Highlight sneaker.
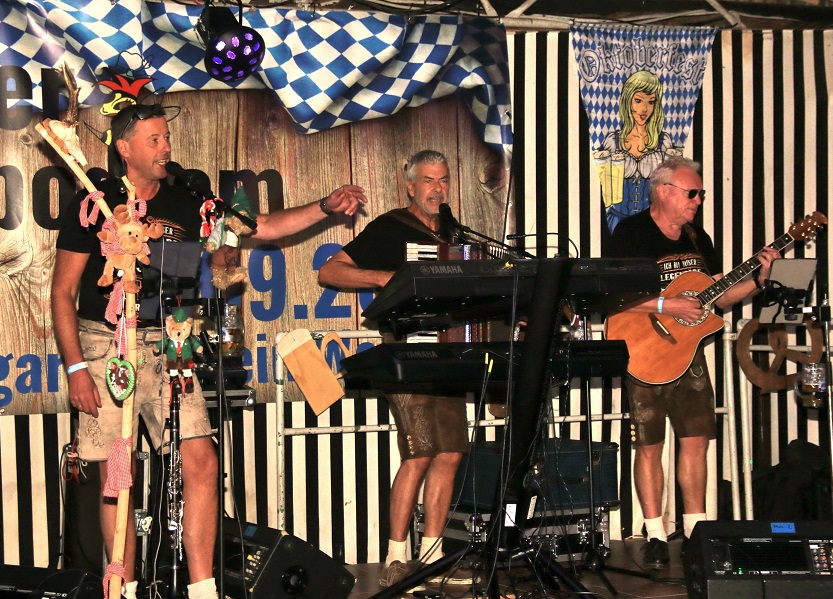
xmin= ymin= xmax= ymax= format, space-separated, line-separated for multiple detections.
xmin=681 ymin=536 xmax=689 ymax=558
xmin=379 ymin=561 xmax=425 ymax=591
xmin=641 ymin=538 xmax=670 ymax=568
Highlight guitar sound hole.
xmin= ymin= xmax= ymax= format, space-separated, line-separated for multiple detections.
xmin=674 ymin=290 xmax=708 ymax=327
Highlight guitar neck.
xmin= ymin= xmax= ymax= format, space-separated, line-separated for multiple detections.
xmin=698 ymin=232 xmax=795 ymax=306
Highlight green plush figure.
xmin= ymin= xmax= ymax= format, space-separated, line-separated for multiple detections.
xmin=153 ymin=307 xmax=203 ymax=394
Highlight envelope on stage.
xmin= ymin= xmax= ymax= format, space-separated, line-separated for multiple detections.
xmin=277 ymin=329 xmax=344 ymax=416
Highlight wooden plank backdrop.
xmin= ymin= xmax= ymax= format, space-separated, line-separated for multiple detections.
xmin=0 ymin=90 xmax=503 ymax=416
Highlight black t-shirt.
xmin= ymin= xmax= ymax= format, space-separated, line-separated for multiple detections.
xmin=606 ymin=209 xmax=721 ymax=290
xmin=56 ymin=178 xmax=203 ymax=322
xmin=342 ymin=209 xmax=452 ymax=271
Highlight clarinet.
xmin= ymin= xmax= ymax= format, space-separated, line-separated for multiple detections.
xmin=167 ymin=376 xmax=185 ymax=599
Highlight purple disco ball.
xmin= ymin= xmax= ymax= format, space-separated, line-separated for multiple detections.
xmin=198 ymin=6 xmax=265 ymax=83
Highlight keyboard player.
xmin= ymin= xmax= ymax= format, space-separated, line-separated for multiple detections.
xmin=318 ymin=150 xmax=474 ymax=589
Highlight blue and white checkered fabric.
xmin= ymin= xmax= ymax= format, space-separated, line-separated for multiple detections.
xmin=1 ymin=1 xmax=511 ymax=155
xmin=571 ymin=24 xmax=716 ymax=149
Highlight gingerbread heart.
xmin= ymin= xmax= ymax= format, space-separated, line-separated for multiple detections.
xmin=105 ymin=357 xmax=135 ymax=402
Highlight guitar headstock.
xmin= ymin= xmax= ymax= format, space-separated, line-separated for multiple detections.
xmin=789 ymin=211 xmax=827 ymax=242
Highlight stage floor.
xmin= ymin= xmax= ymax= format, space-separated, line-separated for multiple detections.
xmin=345 ymin=537 xmax=689 ymax=599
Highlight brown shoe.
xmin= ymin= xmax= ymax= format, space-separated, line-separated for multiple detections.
xmin=379 ymin=561 xmax=425 ymax=591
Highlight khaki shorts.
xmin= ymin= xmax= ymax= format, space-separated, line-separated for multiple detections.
xmin=76 ymin=319 xmax=213 ymax=461
xmin=386 ymin=393 xmax=469 ymax=459
xmin=625 ymin=348 xmax=716 ymax=446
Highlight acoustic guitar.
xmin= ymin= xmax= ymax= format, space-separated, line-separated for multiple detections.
xmin=604 ymin=212 xmax=827 ymax=384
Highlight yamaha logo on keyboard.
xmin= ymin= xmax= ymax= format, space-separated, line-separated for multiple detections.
xmin=394 ymin=349 xmax=440 ymax=359
xmin=418 ymin=264 xmax=464 ymax=275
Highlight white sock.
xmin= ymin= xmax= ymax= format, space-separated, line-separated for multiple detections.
xmin=683 ymin=513 xmax=706 ymax=539
xmin=386 ymin=539 xmax=409 ymax=566
xmin=644 ymin=516 xmax=667 ymax=542
xmin=122 ymin=581 xmax=138 ymax=599
xmin=187 ymin=578 xmax=218 ymax=599
xmin=419 ymin=536 xmax=443 ymax=564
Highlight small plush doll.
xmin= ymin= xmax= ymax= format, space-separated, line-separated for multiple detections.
xmin=153 ymin=307 xmax=203 ymax=394
xmin=204 ymin=186 xmax=257 ymax=290
xmin=97 ymin=204 xmax=164 ymax=293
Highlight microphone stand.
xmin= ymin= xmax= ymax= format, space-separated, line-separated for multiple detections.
xmin=446 ymin=219 xmax=534 ymax=260
xmin=163 ymin=295 xmax=229 ymax=599
xmin=205 ymin=294 xmax=228 ymax=599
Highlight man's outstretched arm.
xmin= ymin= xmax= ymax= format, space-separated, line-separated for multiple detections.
xmin=252 ymin=184 xmax=367 ymax=240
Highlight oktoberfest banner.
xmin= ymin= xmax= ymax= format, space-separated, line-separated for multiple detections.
xmin=0 ymin=0 xmax=512 ymax=154
xmin=571 ymin=24 xmax=716 ymax=231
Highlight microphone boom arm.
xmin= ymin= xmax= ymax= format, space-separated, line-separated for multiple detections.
xmin=440 ymin=203 xmax=533 ymax=259
xmin=454 ymin=222 xmax=534 ymax=259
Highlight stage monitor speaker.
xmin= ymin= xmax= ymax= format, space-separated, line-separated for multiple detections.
xmin=685 ymin=520 xmax=833 ymax=599
xmin=221 ymin=518 xmax=355 ymax=599
xmin=0 ymin=565 xmax=102 ymax=599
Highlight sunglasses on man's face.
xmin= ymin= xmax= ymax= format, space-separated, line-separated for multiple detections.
xmin=664 ymin=183 xmax=706 ymax=201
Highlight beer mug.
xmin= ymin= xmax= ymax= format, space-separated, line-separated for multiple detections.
xmin=221 ymin=304 xmax=244 ymax=359
xmin=794 ymin=363 xmax=827 ymax=409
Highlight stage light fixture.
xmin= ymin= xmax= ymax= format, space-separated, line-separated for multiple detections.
xmin=197 ymin=1 xmax=265 ymax=83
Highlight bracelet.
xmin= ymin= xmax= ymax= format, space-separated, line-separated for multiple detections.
xmin=756 ymin=277 xmax=767 ymax=292
xmin=66 ymin=361 xmax=89 ymax=375
xmin=319 ymin=197 xmax=334 ymax=215
xmin=657 ymin=297 xmax=665 ymax=314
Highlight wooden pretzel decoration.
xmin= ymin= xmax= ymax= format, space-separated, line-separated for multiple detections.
xmin=736 ymin=317 xmax=823 ymax=392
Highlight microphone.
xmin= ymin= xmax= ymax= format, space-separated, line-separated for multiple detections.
xmin=438 ymin=203 xmax=464 ymax=233
xmin=165 ymin=161 xmax=215 ymax=199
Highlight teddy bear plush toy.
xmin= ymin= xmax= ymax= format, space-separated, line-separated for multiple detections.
xmin=153 ymin=307 xmax=203 ymax=394
xmin=97 ymin=204 xmax=164 ymax=293
xmin=204 ymin=186 xmax=256 ymax=290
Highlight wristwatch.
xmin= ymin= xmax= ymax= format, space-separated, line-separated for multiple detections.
xmin=319 ymin=197 xmax=334 ymax=215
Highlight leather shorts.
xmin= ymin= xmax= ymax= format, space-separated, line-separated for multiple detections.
xmin=625 ymin=348 xmax=716 ymax=446
xmin=386 ymin=392 xmax=469 ymax=459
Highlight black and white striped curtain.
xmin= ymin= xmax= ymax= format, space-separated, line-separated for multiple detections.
xmin=507 ymin=28 xmax=832 ymax=538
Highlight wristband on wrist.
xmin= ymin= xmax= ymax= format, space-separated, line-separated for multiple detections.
xmin=66 ymin=361 xmax=89 ymax=375
xmin=319 ymin=197 xmax=334 ymax=215
xmin=657 ymin=297 xmax=665 ymax=314
xmin=756 ymin=277 xmax=767 ymax=292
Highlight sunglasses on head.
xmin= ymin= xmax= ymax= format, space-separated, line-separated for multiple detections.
xmin=664 ymin=183 xmax=706 ymax=200
xmin=116 ymin=104 xmax=170 ymax=141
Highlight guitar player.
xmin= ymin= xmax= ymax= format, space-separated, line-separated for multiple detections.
xmin=604 ymin=156 xmax=780 ymax=568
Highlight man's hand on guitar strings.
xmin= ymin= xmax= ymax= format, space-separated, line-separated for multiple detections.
xmin=662 ymin=295 xmax=706 ymax=324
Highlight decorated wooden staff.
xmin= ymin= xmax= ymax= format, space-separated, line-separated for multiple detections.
xmin=37 ymin=65 xmax=158 ymax=599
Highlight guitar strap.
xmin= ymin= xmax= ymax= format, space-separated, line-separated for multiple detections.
xmin=683 ymin=223 xmax=712 ymax=276
xmin=385 ymin=207 xmax=451 ymax=244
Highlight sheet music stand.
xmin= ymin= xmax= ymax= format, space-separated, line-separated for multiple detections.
xmin=759 ymin=258 xmax=818 ymax=324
